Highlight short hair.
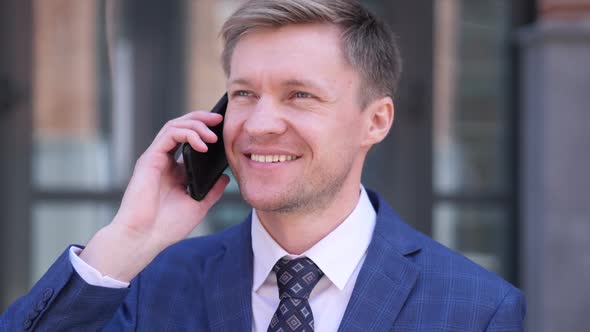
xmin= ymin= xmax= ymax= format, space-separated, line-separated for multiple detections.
xmin=220 ymin=0 xmax=402 ymax=108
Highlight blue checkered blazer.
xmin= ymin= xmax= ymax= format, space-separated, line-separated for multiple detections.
xmin=1 ymin=190 xmax=525 ymax=331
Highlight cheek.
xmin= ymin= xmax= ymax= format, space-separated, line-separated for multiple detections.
xmin=222 ymin=115 xmax=244 ymax=165
xmin=222 ymin=111 xmax=242 ymax=145
xmin=299 ymin=122 xmax=352 ymax=158
xmin=326 ymin=119 xmax=365 ymax=156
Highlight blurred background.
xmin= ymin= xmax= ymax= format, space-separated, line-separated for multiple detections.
xmin=0 ymin=0 xmax=588 ymax=330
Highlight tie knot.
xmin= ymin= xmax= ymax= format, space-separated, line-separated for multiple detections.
xmin=273 ymin=257 xmax=324 ymax=300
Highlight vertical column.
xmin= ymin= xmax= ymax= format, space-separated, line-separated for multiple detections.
xmin=519 ymin=0 xmax=590 ymax=331
xmin=0 ymin=0 xmax=32 ymax=310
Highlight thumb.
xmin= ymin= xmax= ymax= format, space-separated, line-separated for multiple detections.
xmin=198 ymin=174 xmax=231 ymax=209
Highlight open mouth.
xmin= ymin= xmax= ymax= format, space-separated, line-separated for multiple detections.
xmin=247 ymin=154 xmax=301 ymax=163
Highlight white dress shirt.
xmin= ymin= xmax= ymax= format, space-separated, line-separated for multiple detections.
xmin=251 ymin=186 xmax=376 ymax=331
xmin=69 ymin=246 xmax=129 ymax=288
xmin=70 ymin=186 xmax=376 ymax=331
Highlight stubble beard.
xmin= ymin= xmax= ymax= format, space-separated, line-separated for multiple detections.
xmin=234 ymin=158 xmax=356 ymax=217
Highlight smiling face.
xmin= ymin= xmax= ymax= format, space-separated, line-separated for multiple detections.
xmin=224 ymin=23 xmax=375 ymax=215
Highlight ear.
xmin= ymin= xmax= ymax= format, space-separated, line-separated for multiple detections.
xmin=362 ymin=96 xmax=394 ymax=147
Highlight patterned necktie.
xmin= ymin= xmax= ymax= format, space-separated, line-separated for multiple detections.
xmin=267 ymin=257 xmax=324 ymax=332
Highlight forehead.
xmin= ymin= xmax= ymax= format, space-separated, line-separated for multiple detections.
xmin=228 ymin=23 xmax=356 ymax=85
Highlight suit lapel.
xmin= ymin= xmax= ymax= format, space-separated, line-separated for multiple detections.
xmin=338 ymin=191 xmax=422 ymax=331
xmin=204 ymin=216 xmax=254 ymax=332
xmin=202 ymin=192 xmax=421 ymax=331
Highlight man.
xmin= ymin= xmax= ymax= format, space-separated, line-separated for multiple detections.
xmin=0 ymin=0 xmax=525 ymax=331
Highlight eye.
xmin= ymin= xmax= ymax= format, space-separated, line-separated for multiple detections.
xmin=293 ymin=91 xmax=313 ymax=99
xmin=232 ymin=90 xmax=252 ymax=97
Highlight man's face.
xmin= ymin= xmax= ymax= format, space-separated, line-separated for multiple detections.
xmin=224 ymin=23 xmax=370 ymax=214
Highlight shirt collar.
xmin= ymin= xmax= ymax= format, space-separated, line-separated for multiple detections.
xmin=251 ymin=186 xmax=376 ymax=291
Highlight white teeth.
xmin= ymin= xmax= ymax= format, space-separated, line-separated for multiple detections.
xmin=250 ymin=154 xmax=297 ymax=163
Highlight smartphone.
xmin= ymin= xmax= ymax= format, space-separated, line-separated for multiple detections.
xmin=182 ymin=93 xmax=228 ymax=201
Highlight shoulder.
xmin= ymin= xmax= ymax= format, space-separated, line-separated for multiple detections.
xmin=412 ymin=236 xmax=525 ymax=328
xmin=397 ymin=216 xmax=522 ymax=305
xmin=414 ymin=229 xmax=521 ymax=299
xmin=368 ymin=190 xmax=524 ymax=319
xmin=141 ymin=221 xmax=247 ymax=278
xmin=406 ymin=237 xmax=526 ymax=328
xmin=118 ymin=222 xmax=250 ymax=328
xmin=370 ymin=190 xmax=520 ymax=291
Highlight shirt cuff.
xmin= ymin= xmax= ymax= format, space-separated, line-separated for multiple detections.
xmin=68 ymin=246 xmax=130 ymax=288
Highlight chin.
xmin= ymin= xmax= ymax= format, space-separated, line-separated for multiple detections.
xmin=239 ymin=185 xmax=301 ymax=214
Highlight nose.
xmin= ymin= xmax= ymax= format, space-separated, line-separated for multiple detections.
xmin=243 ymin=96 xmax=287 ymax=137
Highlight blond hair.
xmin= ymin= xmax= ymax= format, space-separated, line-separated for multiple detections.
xmin=220 ymin=0 xmax=402 ymax=107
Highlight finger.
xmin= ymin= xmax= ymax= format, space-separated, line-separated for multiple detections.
xmin=155 ymin=113 xmax=222 ymax=140
xmin=167 ymin=119 xmax=218 ymax=144
xmin=169 ymin=173 xmax=229 ymax=218
xmin=171 ymin=159 xmax=187 ymax=182
xmin=157 ymin=163 xmax=187 ymax=194
xmin=199 ymin=174 xmax=230 ymax=208
xmin=149 ymin=127 xmax=209 ymax=156
xmin=174 ymin=111 xmax=223 ymax=126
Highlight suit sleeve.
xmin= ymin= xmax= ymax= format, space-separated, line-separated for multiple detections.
xmin=69 ymin=246 xmax=129 ymax=288
xmin=485 ymin=287 xmax=527 ymax=332
xmin=0 ymin=246 xmax=132 ymax=332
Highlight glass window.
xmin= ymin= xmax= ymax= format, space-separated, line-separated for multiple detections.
xmin=433 ymin=0 xmax=515 ymax=280
xmin=433 ymin=202 xmax=509 ymax=276
xmin=32 ymin=0 xmax=117 ymax=191
xmin=30 ymin=0 xmax=119 ymax=284
xmin=29 ymin=0 xmax=248 ymax=285
xmin=31 ymin=202 xmax=116 ymax=282
xmin=434 ymin=0 xmax=511 ymax=195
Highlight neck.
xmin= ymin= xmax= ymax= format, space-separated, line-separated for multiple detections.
xmin=256 ymin=182 xmax=362 ymax=255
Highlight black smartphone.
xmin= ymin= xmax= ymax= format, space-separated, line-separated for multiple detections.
xmin=182 ymin=94 xmax=228 ymax=201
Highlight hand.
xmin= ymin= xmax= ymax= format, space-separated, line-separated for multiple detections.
xmin=80 ymin=111 xmax=230 ymax=282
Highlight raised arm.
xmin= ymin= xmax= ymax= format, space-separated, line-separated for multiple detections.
xmin=0 ymin=110 xmax=229 ymax=331
xmin=80 ymin=110 xmax=229 ymax=282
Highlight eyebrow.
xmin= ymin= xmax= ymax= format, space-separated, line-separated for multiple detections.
xmin=282 ymin=79 xmax=329 ymax=93
xmin=227 ymin=78 xmax=252 ymax=87
xmin=228 ymin=78 xmax=329 ymax=94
